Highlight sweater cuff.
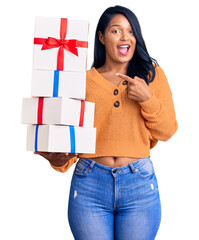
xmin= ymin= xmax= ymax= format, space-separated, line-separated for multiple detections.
xmin=138 ymin=94 xmax=160 ymax=113
xmin=50 ymin=161 xmax=69 ymax=169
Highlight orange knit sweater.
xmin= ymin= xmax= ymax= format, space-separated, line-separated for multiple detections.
xmin=50 ymin=65 xmax=178 ymax=173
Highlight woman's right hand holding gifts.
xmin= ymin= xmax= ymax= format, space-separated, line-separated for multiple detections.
xmin=34 ymin=152 xmax=78 ymax=167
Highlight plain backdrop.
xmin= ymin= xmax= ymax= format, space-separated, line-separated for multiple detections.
xmin=1 ymin=0 xmax=198 ymax=239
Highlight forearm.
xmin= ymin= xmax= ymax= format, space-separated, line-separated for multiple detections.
xmin=138 ymin=93 xmax=178 ymax=141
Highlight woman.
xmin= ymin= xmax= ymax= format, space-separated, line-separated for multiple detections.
xmin=35 ymin=5 xmax=178 ymax=240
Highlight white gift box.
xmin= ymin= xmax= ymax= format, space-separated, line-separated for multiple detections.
xmin=21 ymin=97 xmax=95 ymax=127
xmin=33 ymin=16 xmax=89 ymax=71
xmin=27 ymin=125 xmax=96 ymax=153
xmin=31 ymin=69 xmax=86 ymax=99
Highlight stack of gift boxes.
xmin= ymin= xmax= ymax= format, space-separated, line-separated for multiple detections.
xmin=21 ymin=16 xmax=96 ymax=154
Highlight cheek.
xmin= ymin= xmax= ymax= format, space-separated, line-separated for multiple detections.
xmin=106 ymin=43 xmax=117 ymax=56
xmin=105 ymin=36 xmax=119 ymax=51
xmin=132 ymin=37 xmax=136 ymax=46
xmin=105 ymin=46 xmax=115 ymax=57
xmin=130 ymin=41 xmax=136 ymax=54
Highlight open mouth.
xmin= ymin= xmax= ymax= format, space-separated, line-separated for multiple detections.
xmin=117 ymin=45 xmax=130 ymax=55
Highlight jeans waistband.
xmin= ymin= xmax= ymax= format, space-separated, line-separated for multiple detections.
xmin=78 ymin=156 xmax=151 ymax=174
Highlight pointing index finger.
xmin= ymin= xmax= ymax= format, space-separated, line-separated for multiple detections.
xmin=115 ymin=73 xmax=132 ymax=82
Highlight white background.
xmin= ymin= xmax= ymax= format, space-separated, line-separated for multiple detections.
xmin=1 ymin=0 xmax=198 ymax=239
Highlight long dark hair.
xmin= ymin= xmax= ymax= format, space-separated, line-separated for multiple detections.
xmin=91 ymin=5 xmax=159 ymax=85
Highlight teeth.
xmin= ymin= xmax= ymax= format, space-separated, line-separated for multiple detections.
xmin=118 ymin=45 xmax=129 ymax=48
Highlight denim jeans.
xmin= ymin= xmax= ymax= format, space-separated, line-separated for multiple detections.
xmin=68 ymin=156 xmax=161 ymax=240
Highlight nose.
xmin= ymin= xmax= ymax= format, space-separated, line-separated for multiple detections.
xmin=120 ymin=31 xmax=130 ymax=41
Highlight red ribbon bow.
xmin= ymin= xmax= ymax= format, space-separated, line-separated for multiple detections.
xmin=34 ymin=18 xmax=88 ymax=71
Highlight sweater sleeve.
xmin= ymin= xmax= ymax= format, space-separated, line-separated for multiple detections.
xmin=49 ymin=157 xmax=78 ymax=173
xmin=138 ymin=66 xmax=178 ymax=145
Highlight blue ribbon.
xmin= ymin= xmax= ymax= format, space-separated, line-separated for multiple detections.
xmin=34 ymin=125 xmax=39 ymax=151
xmin=53 ymin=70 xmax=60 ymax=97
xmin=34 ymin=125 xmax=75 ymax=153
xmin=69 ymin=126 xmax=75 ymax=153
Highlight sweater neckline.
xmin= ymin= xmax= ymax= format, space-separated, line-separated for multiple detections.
xmin=91 ymin=67 xmax=125 ymax=89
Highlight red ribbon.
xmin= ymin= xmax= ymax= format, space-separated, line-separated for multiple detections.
xmin=37 ymin=97 xmax=44 ymax=124
xmin=34 ymin=18 xmax=88 ymax=71
xmin=79 ymin=100 xmax=85 ymax=127
xmin=37 ymin=98 xmax=85 ymax=126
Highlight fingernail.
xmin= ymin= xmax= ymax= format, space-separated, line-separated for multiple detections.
xmin=115 ymin=73 xmax=119 ymax=75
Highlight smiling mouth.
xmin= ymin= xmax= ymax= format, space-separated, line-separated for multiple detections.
xmin=117 ymin=46 xmax=130 ymax=55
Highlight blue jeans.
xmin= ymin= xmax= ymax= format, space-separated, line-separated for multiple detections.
xmin=68 ymin=156 xmax=161 ymax=240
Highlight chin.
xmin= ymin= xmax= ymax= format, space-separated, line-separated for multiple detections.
xmin=117 ymin=53 xmax=134 ymax=61
xmin=116 ymin=57 xmax=132 ymax=63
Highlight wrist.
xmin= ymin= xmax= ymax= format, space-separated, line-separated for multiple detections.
xmin=50 ymin=160 xmax=69 ymax=168
xmin=138 ymin=93 xmax=153 ymax=103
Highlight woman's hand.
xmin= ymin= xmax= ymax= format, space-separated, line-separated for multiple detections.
xmin=34 ymin=152 xmax=78 ymax=167
xmin=116 ymin=73 xmax=153 ymax=102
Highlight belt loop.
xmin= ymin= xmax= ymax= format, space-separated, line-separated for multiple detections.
xmin=84 ymin=159 xmax=95 ymax=173
xmin=128 ymin=162 xmax=136 ymax=174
